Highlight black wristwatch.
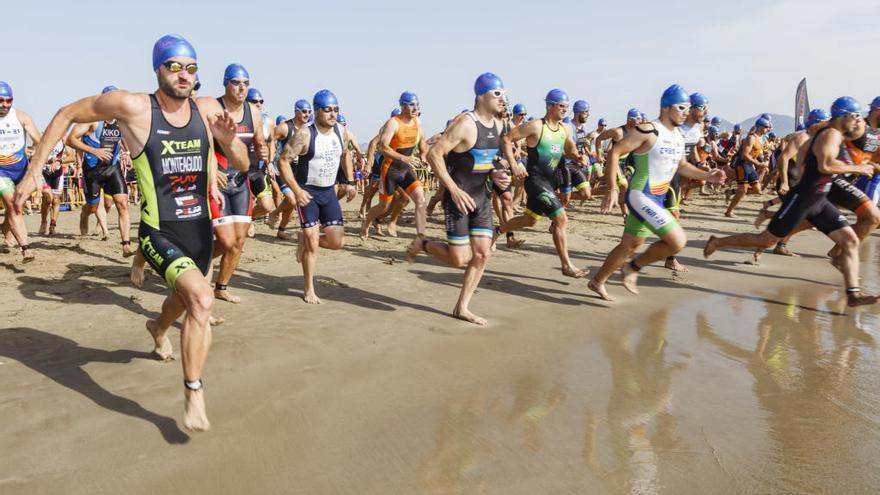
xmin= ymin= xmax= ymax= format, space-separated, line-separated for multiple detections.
xmin=346 ymin=179 xmax=356 ymax=185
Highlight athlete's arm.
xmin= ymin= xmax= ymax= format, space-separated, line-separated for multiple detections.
xmin=502 ymin=120 xmax=536 ymax=178
xmin=14 ymin=91 xmax=144 ymax=211
xmin=777 ymin=136 xmax=800 ymax=191
xmin=741 ymin=136 xmax=763 ymax=166
xmin=340 ymin=128 xmax=356 ymax=202
xmin=677 ymin=155 xmax=725 ymax=183
xmin=426 ymin=117 xmax=478 ymax=213
xmin=600 ymin=125 xmax=651 ymax=214
xmin=66 ymin=123 xmax=109 ymax=159
xmin=815 ymin=131 xmax=873 ymax=176
xmin=249 ymin=102 xmax=268 ymax=162
xmin=417 ymin=122 xmax=429 ymax=163
xmin=366 ymin=135 xmax=380 ymax=166
xmin=17 ymin=110 xmax=42 ymax=148
xmin=378 ymin=118 xmax=417 ymax=167
xmin=277 ymin=126 xmax=311 ymax=206
xmin=594 ymin=128 xmax=619 ymax=163
xmin=195 ymin=97 xmax=250 ymax=172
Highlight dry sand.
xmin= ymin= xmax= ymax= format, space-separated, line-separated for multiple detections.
xmin=1 ymin=191 xmax=879 ymax=494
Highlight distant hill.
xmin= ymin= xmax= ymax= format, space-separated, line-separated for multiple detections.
xmin=710 ymin=113 xmax=794 ymax=136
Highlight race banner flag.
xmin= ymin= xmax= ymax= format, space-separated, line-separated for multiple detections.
xmin=795 ymin=78 xmax=810 ymax=128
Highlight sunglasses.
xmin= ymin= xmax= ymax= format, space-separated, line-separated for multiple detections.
xmin=843 ymin=112 xmax=863 ymax=120
xmin=673 ymin=104 xmax=691 ymax=112
xmin=693 ymin=105 xmax=707 ymax=110
xmin=401 ymin=102 xmax=419 ymax=108
xmin=228 ymin=79 xmax=250 ymax=87
xmin=515 ymin=112 xmax=526 ymax=116
xmin=0 ymin=97 xmax=12 ymax=105
xmin=321 ymin=106 xmax=339 ymax=113
xmin=297 ymin=108 xmax=311 ymax=114
xmin=162 ymin=61 xmax=199 ymax=74
xmin=250 ymin=99 xmax=264 ymax=104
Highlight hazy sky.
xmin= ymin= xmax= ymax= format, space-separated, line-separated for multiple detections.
xmin=4 ymin=0 xmax=877 ymax=138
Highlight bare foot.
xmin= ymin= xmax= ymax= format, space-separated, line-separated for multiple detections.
xmin=506 ymin=236 xmax=525 ymax=249
xmin=405 ymin=237 xmax=422 ymax=263
xmin=753 ymin=249 xmax=763 ymax=265
xmin=146 ymin=319 xmax=173 ymax=361
xmin=453 ymin=307 xmax=487 ymax=326
xmin=359 ymin=221 xmax=371 ymax=240
xmin=302 ymin=290 xmax=322 ymax=304
xmin=665 ymin=257 xmax=688 ymax=272
xmin=703 ymin=235 xmax=719 ymax=258
xmin=122 ymin=241 xmax=136 ymax=258
xmin=183 ymin=388 xmax=211 ymax=432
xmin=246 ymin=223 xmax=255 ymax=238
xmin=753 ymin=209 xmax=773 ymax=229
xmin=38 ymin=222 xmax=47 ymax=235
xmin=772 ymin=244 xmax=797 ymax=257
xmin=562 ymin=266 xmax=589 ymax=279
xmin=79 ymin=216 xmax=89 ymax=236
xmin=386 ymin=222 xmax=398 ymax=238
xmin=130 ymin=256 xmax=146 ymax=289
xmin=214 ymin=289 xmax=241 ymax=304
xmin=587 ymin=278 xmax=613 ymax=301
xmin=266 ymin=211 xmax=279 ymax=229
xmin=209 ymin=316 xmax=225 ymax=326
xmin=49 ymin=222 xmax=57 ymax=236
xmin=620 ymin=264 xmax=639 ymax=295
xmin=848 ymin=292 xmax=879 ymax=307
xmin=296 ymin=231 xmax=304 ymax=263
xmin=21 ymin=249 xmax=34 ymax=264
xmin=277 ymin=228 xmax=294 ymax=240
xmin=724 ymin=211 xmax=736 ymax=218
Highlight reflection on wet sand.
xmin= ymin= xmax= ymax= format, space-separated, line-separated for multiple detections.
xmin=697 ymin=284 xmax=878 ymax=494
xmin=417 ymin=277 xmax=879 ymax=494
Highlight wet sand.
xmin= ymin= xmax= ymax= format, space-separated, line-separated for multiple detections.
xmin=1 ymin=193 xmax=879 ymax=494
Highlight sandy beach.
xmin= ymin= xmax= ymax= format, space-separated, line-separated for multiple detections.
xmin=1 ymin=192 xmax=879 ymax=494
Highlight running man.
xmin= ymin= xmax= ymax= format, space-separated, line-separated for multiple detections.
xmin=405 ymin=73 xmax=511 ymax=325
xmin=588 ymin=85 xmax=725 ymax=301
xmin=267 ymin=99 xmax=311 ymax=239
xmin=559 ymin=99 xmax=594 ymax=206
xmin=852 ymin=96 xmax=880 ymax=206
xmin=202 ymin=63 xmax=268 ymax=304
xmin=496 ymin=88 xmax=589 ymax=278
xmin=245 ymin=87 xmax=275 ymax=223
xmin=67 ymin=85 xmax=136 ymax=256
xmin=725 ymin=118 xmax=770 ymax=217
xmin=0 ymin=81 xmax=42 ymax=262
xmin=13 ymin=34 xmax=252 ymax=430
xmin=276 ymin=89 xmax=355 ymax=304
xmin=39 ymin=141 xmax=74 ymax=236
xmin=360 ymin=91 xmax=428 ymax=240
xmin=704 ymin=97 xmax=878 ymax=307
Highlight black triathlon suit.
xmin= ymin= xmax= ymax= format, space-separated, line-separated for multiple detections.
xmin=82 ymin=120 xmax=127 ymax=204
xmin=443 ymin=112 xmax=500 ymax=244
xmin=134 ymin=94 xmax=213 ymax=288
xmin=211 ymin=97 xmax=257 ymax=224
xmin=767 ymin=127 xmax=849 ymax=238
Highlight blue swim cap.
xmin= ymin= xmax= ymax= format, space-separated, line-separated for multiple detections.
xmin=308 ymin=114 xmax=314 ymax=123
xmin=294 ymin=99 xmax=312 ymax=112
xmin=640 ymin=112 xmax=647 ymax=121
xmin=627 ymin=108 xmax=641 ymax=120
xmin=689 ymin=92 xmax=709 ymax=108
xmin=661 ymin=85 xmax=690 ymax=108
xmin=707 ymin=125 xmax=720 ymax=135
xmin=573 ymin=100 xmax=590 ymax=113
xmin=337 ymin=114 xmax=347 ymax=125
xmin=275 ymin=115 xmax=288 ymax=125
xmin=755 ymin=117 xmax=771 ymax=128
xmin=871 ymin=96 xmax=880 ymax=110
xmin=545 ymin=89 xmax=569 ymax=106
xmin=807 ymin=108 xmax=830 ymax=126
xmin=734 ymin=124 xmax=742 ymax=131
xmin=390 ymin=108 xmax=401 ymax=117
xmin=0 ymin=81 xmax=11 ymax=98
xmin=313 ymin=89 xmax=338 ymax=108
xmin=526 ymin=116 xmax=535 ymax=122
xmin=512 ymin=103 xmax=526 ymax=115
xmin=152 ymin=34 xmax=197 ymax=71
xmin=768 ymin=132 xmax=777 ymax=139
xmin=223 ymin=63 xmax=249 ymax=86
xmin=796 ymin=123 xmax=807 ymax=131
xmin=563 ymin=116 xmax=572 ymax=124
xmin=598 ymin=118 xmax=607 ymax=126
xmin=101 ymin=85 xmax=118 ymax=94
xmin=760 ymin=113 xmax=772 ymax=121
xmin=710 ymin=117 xmax=721 ymax=126
xmin=399 ymin=90 xmax=419 ymax=106
xmin=831 ymin=96 xmax=861 ymax=118
xmin=474 ymin=72 xmax=504 ymax=96
xmin=246 ymin=87 xmax=263 ymax=102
